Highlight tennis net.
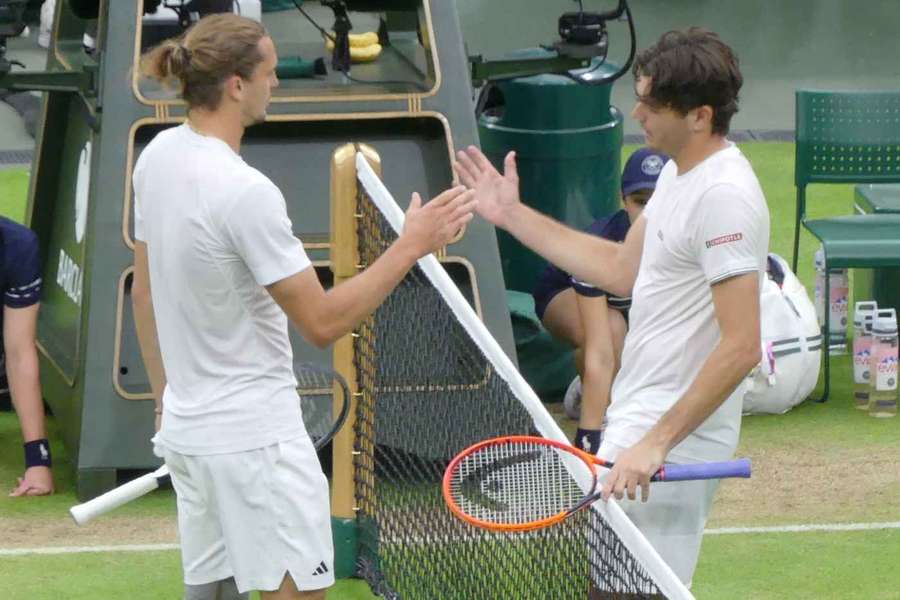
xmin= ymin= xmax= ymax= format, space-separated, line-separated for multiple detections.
xmin=349 ymin=151 xmax=691 ymax=600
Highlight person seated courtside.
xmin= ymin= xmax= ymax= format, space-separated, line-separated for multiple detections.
xmin=531 ymin=148 xmax=669 ymax=453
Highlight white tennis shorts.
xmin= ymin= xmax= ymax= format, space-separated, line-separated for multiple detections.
xmin=159 ymin=435 xmax=334 ymax=594
xmin=596 ymin=441 xmax=719 ymax=587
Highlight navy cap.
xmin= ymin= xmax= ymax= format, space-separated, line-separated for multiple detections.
xmin=621 ymin=147 xmax=670 ymax=196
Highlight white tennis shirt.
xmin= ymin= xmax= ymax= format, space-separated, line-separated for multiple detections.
xmin=134 ymin=124 xmax=311 ymax=455
xmin=605 ymin=144 xmax=770 ymax=462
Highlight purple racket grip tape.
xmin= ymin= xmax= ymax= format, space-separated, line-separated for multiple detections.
xmin=654 ymin=458 xmax=752 ymax=482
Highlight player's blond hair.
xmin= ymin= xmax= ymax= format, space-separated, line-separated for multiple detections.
xmin=140 ymin=14 xmax=267 ymax=111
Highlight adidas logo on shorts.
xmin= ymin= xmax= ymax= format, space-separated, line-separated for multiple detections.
xmin=312 ymin=561 xmax=330 ymax=576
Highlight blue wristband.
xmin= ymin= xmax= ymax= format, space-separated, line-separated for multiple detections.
xmin=24 ymin=439 xmax=52 ymax=468
xmin=574 ymin=428 xmax=603 ymax=455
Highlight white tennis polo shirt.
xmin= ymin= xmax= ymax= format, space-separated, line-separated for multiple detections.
xmin=133 ymin=124 xmax=311 ymax=455
xmin=606 ymin=143 xmax=770 ymax=462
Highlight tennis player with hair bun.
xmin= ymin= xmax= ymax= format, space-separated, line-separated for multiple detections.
xmin=133 ymin=14 xmax=474 ymax=600
xmin=456 ymin=28 xmax=769 ymax=589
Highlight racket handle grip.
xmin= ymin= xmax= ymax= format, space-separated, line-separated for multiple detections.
xmin=69 ymin=465 xmax=169 ymax=525
xmin=655 ymin=458 xmax=751 ymax=482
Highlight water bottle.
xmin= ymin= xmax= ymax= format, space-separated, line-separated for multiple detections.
xmin=852 ymin=301 xmax=877 ymax=410
xmin=814 ymin=246 xmax=848 ymax=353
xmin=869 ymin=308 xmax=898 ymax=418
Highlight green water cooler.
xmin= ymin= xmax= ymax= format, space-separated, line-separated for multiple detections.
xmin=477 ymin=50 xmax=624 ymax=294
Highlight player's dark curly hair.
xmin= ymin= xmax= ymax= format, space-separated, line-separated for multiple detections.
xmin=632 ymin=28 xmax=742 ymax=136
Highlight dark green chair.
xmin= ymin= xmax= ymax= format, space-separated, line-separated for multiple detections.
xmin=791 ymin=89 xmax=900 ymax=401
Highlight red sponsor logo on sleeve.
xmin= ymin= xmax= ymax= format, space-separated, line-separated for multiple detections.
xmin=705 ymin=232 xmax=743 ymax=249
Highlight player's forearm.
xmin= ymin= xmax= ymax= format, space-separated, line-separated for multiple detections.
xmin=6 ymin=347 xmax=45 ymax=442
xmin=502 ymin=203 xmax=627 ymax=294
xmin=314 ymin=239 xmax=419 ymax=346
xmin=132 ymin=294 xmax=167 ymax=407
xmin=642 ymin=337 xmax=759 ymax=455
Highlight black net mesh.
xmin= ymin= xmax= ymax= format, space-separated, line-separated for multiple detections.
xmin=352 ymin=185 xmax=665 ymax=599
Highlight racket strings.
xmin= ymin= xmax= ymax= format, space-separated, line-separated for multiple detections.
xmin=294 ymin=362 xmax=334 ymax=390
xmin=294 ymin=362 xmax=349 ymax=447
xmin=450 ymin=442 xmax=589 ymax=526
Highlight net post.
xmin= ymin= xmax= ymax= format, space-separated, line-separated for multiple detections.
xmin=329 ymin=143 xmax=382 ymax=578
xmin=330 ymin=143 xmax=361 ymax=577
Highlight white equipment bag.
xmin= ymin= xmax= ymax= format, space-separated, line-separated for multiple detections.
xmin=742 ymin=254 xmax=822 ymax=415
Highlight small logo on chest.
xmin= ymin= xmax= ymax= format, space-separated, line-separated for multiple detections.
xmin=657 ymin=229 xmax=664 ymax=241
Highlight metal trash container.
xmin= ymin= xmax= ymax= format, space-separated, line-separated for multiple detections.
xmin=478 ymin=49 xmax=623 ymax=293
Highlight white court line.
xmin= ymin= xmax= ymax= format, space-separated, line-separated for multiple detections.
xmin=2 ymin=522 xmax=900 ymax=556
xmin=705 ymin=521 xmax=900 ymax=535
xmin=0 ymin=543 xmax=179 ymax=556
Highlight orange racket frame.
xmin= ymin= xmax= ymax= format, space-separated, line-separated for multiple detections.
xmin=442 ymin=435 xmax=608 ymax=532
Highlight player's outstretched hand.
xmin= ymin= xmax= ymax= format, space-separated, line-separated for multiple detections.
xmin=9 ymin=466 xmax=54 ymax=497
xmin=453 ymin=146 xmax=520 ymax=229
xmin=600 ymin=439 xmax=665 ymax=503
xmin=401 ymin=186 xmax=476 ymax=258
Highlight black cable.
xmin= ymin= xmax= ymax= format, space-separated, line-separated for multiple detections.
xmin=290 ymin=0 xmax=423 ymax=88
xmin=567 ymin=0 xmax=635 ymax=86
xmin=292 ymin=0 xmax=336 ymax=43
xmin=567 ymin=54 xmax=607 ymax=81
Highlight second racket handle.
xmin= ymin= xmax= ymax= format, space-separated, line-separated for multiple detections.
xmin=654 ymin=458 xmax=752 ymax=482
xmin=69 ymin=466 xmax=167 ymax=525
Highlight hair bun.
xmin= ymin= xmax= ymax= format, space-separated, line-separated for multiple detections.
xmin=178 ymin=44 xmax=192 ymax=64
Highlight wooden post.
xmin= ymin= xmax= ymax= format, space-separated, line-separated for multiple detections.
xmin=329 ymin=143 xmax=382 ymax=576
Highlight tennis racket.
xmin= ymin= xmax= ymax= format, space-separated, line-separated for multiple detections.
xmin=70 ymin=360 xmax=351 ymax=525
xmin=442 ymin=435 xmax=751 ymax=532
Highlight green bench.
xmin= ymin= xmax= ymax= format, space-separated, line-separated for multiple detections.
xmin=792 ymin=90 xmax=900 ymax=403
xmin=853 ymin=185 xmax=900 ymax=330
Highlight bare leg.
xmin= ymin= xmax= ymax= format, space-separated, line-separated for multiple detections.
xmin=573 ymin=346 xmax=585 ymax=376
xmin=184 ymin=578 xmax=248 ymax=600
xmin=607 ymin=309 xmax=627 ymax=371
xmin=260 ymin=573 xmax=328 ymax=600
xmin=577 ymin=301 xmax=627 ymax=430
xmin=540 ymin=289 xmax=585 ymax=351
